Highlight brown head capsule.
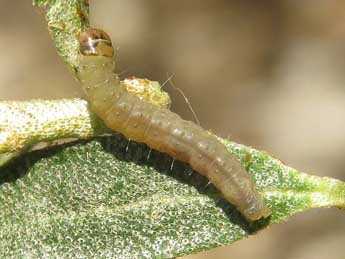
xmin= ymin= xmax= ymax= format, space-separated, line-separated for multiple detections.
xmin=78 ymin=28 xmax=114 ymax=57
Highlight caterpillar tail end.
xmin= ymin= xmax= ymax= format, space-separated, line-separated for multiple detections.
xmin=242 ymin=199 xmax=272 ymax=221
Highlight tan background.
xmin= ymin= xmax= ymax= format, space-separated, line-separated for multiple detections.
xmin=1 ymin=1 xmax=345 ymax=258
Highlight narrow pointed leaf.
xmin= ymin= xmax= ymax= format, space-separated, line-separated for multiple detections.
xmin=0 ymin=136 xmax=343 ymax=258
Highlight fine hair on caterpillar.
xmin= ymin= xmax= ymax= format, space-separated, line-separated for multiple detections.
xmin=77 ymin=28 xmax=271 ymax=221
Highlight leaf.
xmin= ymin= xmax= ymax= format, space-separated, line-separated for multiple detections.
xmin=0 ymin=135 xmax=344 ymax=258
xmin=33 ymin=0 xmax=90 ymax=74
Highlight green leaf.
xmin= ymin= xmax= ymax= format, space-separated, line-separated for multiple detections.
xmin=33 ymin=0 xmax=89 ymax=74
xmin=0 ymin=136 xmax=344 ymax=258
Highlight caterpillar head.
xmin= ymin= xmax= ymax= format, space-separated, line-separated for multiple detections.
xmin=78 ymin=28 xmax=114 ymax=57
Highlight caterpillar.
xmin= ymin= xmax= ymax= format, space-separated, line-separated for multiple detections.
xmin=77 ymin=28 xmax=271 ymax=221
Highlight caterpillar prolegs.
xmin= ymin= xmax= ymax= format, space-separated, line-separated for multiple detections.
xmin=77 ymin=28 xmax=271 ymax=221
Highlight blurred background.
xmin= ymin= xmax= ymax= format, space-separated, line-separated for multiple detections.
xmin=1 ymin=1 xmax=345 ymax=258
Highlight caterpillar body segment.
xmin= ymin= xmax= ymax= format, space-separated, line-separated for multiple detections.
xmin=77 ymin=28 xmax=271 ymax=221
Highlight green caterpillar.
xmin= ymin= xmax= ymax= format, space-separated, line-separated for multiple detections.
xmin=77 ymin=28 xmax=271 ymax=221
